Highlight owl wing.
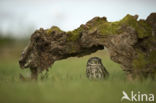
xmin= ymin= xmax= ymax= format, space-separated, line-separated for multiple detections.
xmin=86 ymin=66 xmax=91 ymax=78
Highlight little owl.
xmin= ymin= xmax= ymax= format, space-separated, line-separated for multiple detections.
xmin=86 ymin=57 xmax=109 ymax=79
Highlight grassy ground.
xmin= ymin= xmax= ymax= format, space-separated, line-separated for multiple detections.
xmin=0 ymin=44 xmax=155 ymax=103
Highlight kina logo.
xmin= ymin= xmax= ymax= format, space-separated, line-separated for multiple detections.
xmin=121 ymin=91 xmax=154 ymax=102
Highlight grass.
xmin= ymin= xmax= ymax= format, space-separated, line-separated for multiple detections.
xmin=0 ymin=47 xmax=156 ymax=103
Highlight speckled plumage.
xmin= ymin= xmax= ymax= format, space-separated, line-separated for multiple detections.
xmin=86 ymin=57 xmax=109 ymax=79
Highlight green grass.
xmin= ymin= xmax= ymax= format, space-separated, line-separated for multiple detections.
xmin=0 ymin=49 xmax=155 ymax=103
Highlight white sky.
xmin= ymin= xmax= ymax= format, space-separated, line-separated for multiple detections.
xmin=0 ymin=0 xmax=156 ymax=37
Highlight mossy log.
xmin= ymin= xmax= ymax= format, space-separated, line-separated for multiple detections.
xmin=19 ymin=13 xmax=156 ymax=80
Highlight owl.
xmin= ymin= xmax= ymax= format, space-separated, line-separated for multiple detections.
xmin=86 ymin=57 xmax=109 ymax=79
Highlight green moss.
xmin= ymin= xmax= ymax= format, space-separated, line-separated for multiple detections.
xmin=87 ymin=17 xmax=115 ymax=35
xmin=132 ymin=50 xmax=148 ymax=70
xmin=91 ymin=14 xmax=152 ymax=37
xmin=137 ymin=20 xmax=152 ymax=38
xmin=132 ymin=50 xmax=156 ymax=77
xmin=119 ymin=14 xmax=152 ymax=38
xmin=67 ymin=26 xmax=84 ymax=41
xmin=46 ymin=14 xmax=152 ymax=41
xmin=147 ymin=50 xmax=156 ymax=65
xmin=85 ymin=14 xmax=152 ymax=36
xmin=97 ymin=22 xmax=121 ymax=35
xmin=46 ymin=26 xmax=63 ymax=34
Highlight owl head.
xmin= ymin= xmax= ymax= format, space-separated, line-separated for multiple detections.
xmin=87 ymin=57 xmax=102 ymax=65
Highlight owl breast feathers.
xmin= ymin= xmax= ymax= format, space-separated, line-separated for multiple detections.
xmin=86 ymin=57 xmax=109 ymax=79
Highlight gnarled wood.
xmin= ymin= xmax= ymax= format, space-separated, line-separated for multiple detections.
xmin=19 ymin=13 xmax=156 ymax=80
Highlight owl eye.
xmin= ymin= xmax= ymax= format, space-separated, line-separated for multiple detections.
xmin=91 ymin=61 xmax=94 ymax=64
xmin=95 ymin=61 xmax=98 ymax=64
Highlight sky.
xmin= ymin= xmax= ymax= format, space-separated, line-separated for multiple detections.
xmin=0 ymin=0 xmax=156 ymax=37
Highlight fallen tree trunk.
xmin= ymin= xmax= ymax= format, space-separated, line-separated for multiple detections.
xmin=19 ymin=13 xmax=156 ymax=80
